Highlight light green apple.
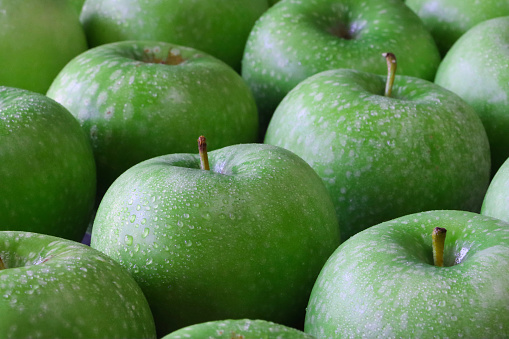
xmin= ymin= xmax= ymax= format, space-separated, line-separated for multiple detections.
xmin=481 ymin=157 xmax=509 ymax=223
xmin=0 ymin=0 xmax=88 ymax=94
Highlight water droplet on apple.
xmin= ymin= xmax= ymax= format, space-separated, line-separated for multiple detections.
xmin=130 ymin=215 xmax=136 ymax=223
xmin=125 ymin=235 xmax=133 ymax=246
xmin=142 ymin=228 xmax=149 ymax=238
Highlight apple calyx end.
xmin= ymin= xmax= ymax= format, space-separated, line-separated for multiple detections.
xmin=198 ymin=136 xmax=210 ymax=171
xmin=382 ymin=52 xmax=397 ymax=98
xmin=432 ymin=227 xmax=447 ymax=267
xmin=142 ymin=48 xmax=185 ymax=65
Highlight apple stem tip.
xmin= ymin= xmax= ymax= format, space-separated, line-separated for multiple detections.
xmin=0 ymin=256 xmax=5 ymax=270
xmin=198 ymin=136 xmax=210 ymax=171
xmin=432 ymin=227 xmax=447 ymax=267
xmin=383 ymin=52 xmax=397 ymax=98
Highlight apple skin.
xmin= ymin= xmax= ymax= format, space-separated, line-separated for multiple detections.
xmin=435 ymin=16 xmax=509 ymax=176
xmin=406 ymin=0 xmax=509 ymax=56
xmin=47 ymin=40 xmax=259 ymax=197
xmin=80 ymin=0 xmax=269 ymax=71
xmin=305 ymin=210 xmax=509 ymax=338
xmin=91 ymin=143 xmax=341 ymax=336
xmin=0 ymin=0 xmax=88 ymax=94
xmin=0 ymin=86 xmax=96 ymax=241
xmin=481 ymin=157 xmax=509 ymax=223
xmin=162 ymin=319 xmax=315 ymax=339
xmin=264 ymin=68 xmax=491 ymax=239
xmin=0 ymin=231 xmax=157 ymax=338
xmin=241 ymin=0 xmax=441 ymax=137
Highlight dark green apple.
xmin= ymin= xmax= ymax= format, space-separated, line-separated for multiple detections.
xmin=0 ymin=86 xmax=96 ymax=241
xmin=80 ymin=0 xmax=269 ymax=71
xmin=305 ymin=210 xmax=509 ymax=338
xmin=264 ymin=54 xmax=491 ymax=239
xmin=162 ymin=319 xmax=315 ymax=339
xmin=47 ymin=40 xmax=258 ymax=197
xmin=406 ymin=0 xmax=509 ymax=56
xmin=242 ymin=0 xmax=441 ymax=137
xmin=435 ymin=16 xmax=509 ymax=175
xmin=0 ymin=0 xmax=88 ymax=94
xmin=481 ymin=157 xmax=509 ymax=223
xmin=91 ymin=141 xmax=340 ymax=336
xmin=0 ymin=231 xmax=156 ymax=338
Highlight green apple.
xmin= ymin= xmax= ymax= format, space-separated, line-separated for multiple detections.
xmin=264 ymin=53 xmax=491 ymax=239
xmin=68 ymin=0 xmax=86 ymax=14
xmin=91 ymin=140 xmax=341 ymax=336
xmin=406 ymin=0 xmax=509 ymax=56
xmin=305 ymin=210 xmax=509 ymax=338
xmin=80 ymin=0 xmax=269 ymax=71
xmin=162 ymin=319 xmax=315 ymax=339
xmin=242 ymin=0 xmax=441 ymax=137
xmin=0 ymin=86 xmax=96 ymax=241
xmin=0 ymin=231 xmax=156 ymax=338
xmin=435 ymin=16 xmax=509 ymax=175
xmin=47 ymin=40 xmax=259 ymax=197
xmin=0 ymin=0 xmax=87 ymax=94
xmin=481 ymin=157 xmax=509 ymax=223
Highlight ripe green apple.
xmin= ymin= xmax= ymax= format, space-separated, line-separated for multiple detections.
xmin=481 ymin=157 xmax=509 ymax=223
xmin=435 ymin=16 xmax=509 ymax=175
xmin=91 ymin=141 xmax=341 ymax=336
xmin=0 ymin=0 xmax=88 ymax=94
xmin=0 ymin=86 xmax=96 ymax=241
xmin=242 ymin=0 xmax=441 ymax=137
xmin=80 ymin=0 xmax=269 ymax=71
xmin=47 ymin=40 xmax=259 ymax=197
xmin=305 ymin=210 xmax=509 ymax=338
xmin=162 ymin=319 xmax=315 ymax=339
xmin=264 ymin=55 xmax=491 ymax=239
xmin=0 ymin=231 xmax=157 ymax=338
xmin=406 ymin=0 xmax=509 ymax=56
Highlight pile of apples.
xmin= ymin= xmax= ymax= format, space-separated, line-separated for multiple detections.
xmin=1 ymin=0 xmax=509 ymax=338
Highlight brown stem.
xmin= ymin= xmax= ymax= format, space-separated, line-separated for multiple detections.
xmin=198 ymin=136 xmax=210 ymax=171
xmin=382 ymin=52 xmax=397 ymax=97
xmin=432 ymin=227 xmax=447 ymax=267
xmin=0 ymin=256 xmax=5 ymax=270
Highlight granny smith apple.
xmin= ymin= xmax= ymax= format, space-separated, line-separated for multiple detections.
xmin=0 ymin=0 xmax=87 ymax=94
xmin=91 ymin=140 xmax=341 ymax=336
xmin=305 ymin=210 xmax=509 ymax=338
xmin=242 ymin=0 xmax=441 ymax=137
xmin=68 ymin=0 xmax=86 ymax=14
xmin=481 ymin=157 xmax=509 ymax=223
xmin=264 ymin=53 xmax=491 ymax=239
xmin=406 ymin=0 xmax=509 ymax=56
xmin=0 ymin=86 xmax=96 ymax=241
xmin=163 ymin=319 xmax=315 ymax=339
xmin=47 ymin=40 xmax=259 ymax=197
xmin=0 ymin=231 xmax=156 ymax=338
xmin=435 ymin=16 xmax=509 ymax=175
xmin=80 ymin=0 xmax=269 ymax=71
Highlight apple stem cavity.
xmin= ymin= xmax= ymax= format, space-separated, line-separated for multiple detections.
xmin=198 ymin=136 xmax=210 ymax=171
xmin=432 ymin=227 xmax=447 ymax=267
xmin=383 ymin=52 xmax=397 ymax=98
xmin=0 ymin=256 xmax=5 ymax=270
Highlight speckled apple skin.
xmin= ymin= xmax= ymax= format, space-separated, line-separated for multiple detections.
xmin=0 ymin=231 xmax=157 ymax=339
xmin=47 ymin=40 xmax=259 ymax=195
xmin=163 ymin=319 xmax=315 ymax=339
xmin=80 ymin=0 xmax=269 ymax=71
xmin=305 ymin=210 xmax=509 ymax=338
xmin=264 ymin=69 xmax=491 ymax=239
xmin=91 ymin=143 xmax=341 ymax=336
xmin=435 ymin=16 xmax=509 ymax=175
xmin=0 ymin=87 xmax=96 ymax=241
xmin=482 ymin=158 xmax=509 ymax=223
xmin=241 ymin=0 xmax=441 ymax=134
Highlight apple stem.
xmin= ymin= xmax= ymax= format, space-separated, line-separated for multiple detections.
xmin=382 ymin=52 xmax=397 ymax=97
xmin=432 ymin=227 xmax=447 ymax=267
xmin=198 ymin=136 xmax=210 ymax=171
xmin=0 ymin=256 xmax=5 ymax=270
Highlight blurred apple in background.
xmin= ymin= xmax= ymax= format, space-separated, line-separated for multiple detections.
xmin=481 ymin=157 xmax=509 ymax=223
xmin=0 ymin=87 xmax=96 ymax=241
xmin=80 ymin=0 xmax=269 ymax=71
xmin=406 ymin=0 xmax=509 ymax=56
xmin=242 ymin=0 xmax=441 ymax=137
xmin=47 ymin=41 xmax=259 ymax=197
xmin=91 ymin=141 xmax=340 ymax=336
xmin=0 ymin=0 xmax=87 ymax=94
xmin=435 ymin=16 xmax=509 ymax=175
xmin=0 ymin=231 xmax=157 ymax=338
